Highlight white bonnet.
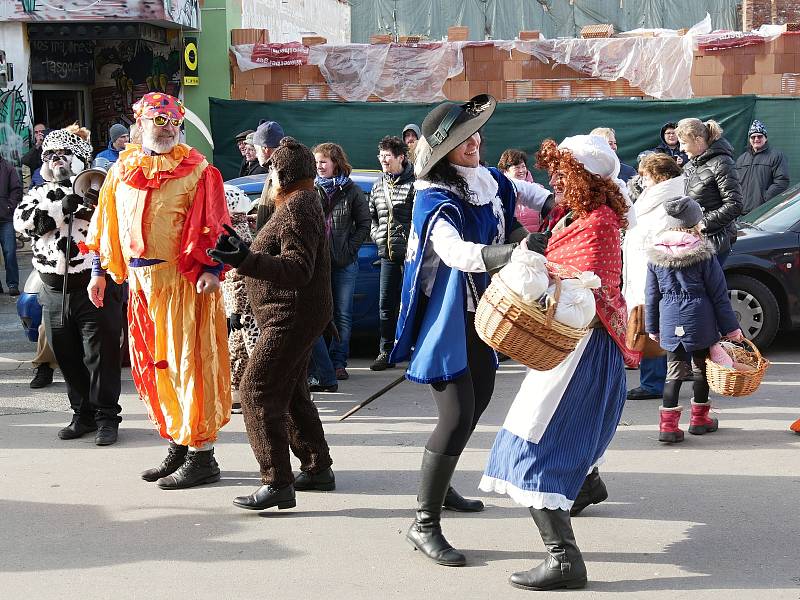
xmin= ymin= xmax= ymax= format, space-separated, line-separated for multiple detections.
xmin=557 ymin=135 xmax=620 ymax=180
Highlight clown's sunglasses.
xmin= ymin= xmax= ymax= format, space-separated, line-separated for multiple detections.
xmin=148 ymin=114 xmax=183 ymax=127
xmin=42 ymin=149 xmax=73 ymax=161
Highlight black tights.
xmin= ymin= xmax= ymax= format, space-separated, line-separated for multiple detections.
xmin=663 ymin=347 xmax=710 ymax=408
xmin=426 ymin=314 xmax=496 ymax=456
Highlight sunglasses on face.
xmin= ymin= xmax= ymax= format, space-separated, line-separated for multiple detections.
xmin=750 ymin=134 xmax=765 ymax=140
xmin=42 ymin=149 xmax=73 ymax=161
xmin=149 ymin=114 xmax=183 ymax=127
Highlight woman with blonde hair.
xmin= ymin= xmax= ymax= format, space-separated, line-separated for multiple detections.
xmin=674 ymin=118 xmax=743 ymax=265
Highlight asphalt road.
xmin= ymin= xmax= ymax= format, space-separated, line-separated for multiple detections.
xmin=0 ymin=259 xmax=798 ymax=599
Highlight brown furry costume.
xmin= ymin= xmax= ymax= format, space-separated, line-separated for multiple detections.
xmin=235 ymin=140 xmax=334 ymax=487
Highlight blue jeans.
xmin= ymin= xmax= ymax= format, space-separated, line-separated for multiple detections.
xmin=309 ymin=335 xmax=337 ymax=386
xmin=639 ymin=355 xmax=667 ymax=394
xmin=0 ymin=221 xmax=19 ymax=288
xmin=378 ymin=258 xmax=403 ymax=354
xmin=329 ymin=260 xmax=358 ymax=368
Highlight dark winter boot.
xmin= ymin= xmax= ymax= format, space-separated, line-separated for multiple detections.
xmin=406 ymin=449 xmax=466 ymax=566
xmin=659 ymin=406 xmax=684 ymax=443
xmin=156 ymin=448 xmax=220 ymax=489
xmin=141 ymin=442 xmax=188 ymax=482
xmin=509 ymin=508 xmax=588 ymax=591
xmin=57 ymin=415 xmax=97 ymax=440
xmin=688 ymin=401 xmax=718 ymax=435
xmin=443 ymin=486 xmax=484 ymax=512
xmin=569 ymin=467 xmax=608 ymax=516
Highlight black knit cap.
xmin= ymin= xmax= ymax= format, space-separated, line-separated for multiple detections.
xmin=269 ymin=137 xmax=316 ymax=188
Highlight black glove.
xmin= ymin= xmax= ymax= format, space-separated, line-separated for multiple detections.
xmin=83 ymin=188 xmax=100 ymax=209
xmin=61 ymin=193 xmax=81 ymax=215
xmin=525 ymin=231 xmax=551 ymax=255
xmin=229 ymin=313 xmax=244 ymax=330
xmin=481 ymin=243 xmax=516 ymax=276
xmin=208 ymin=224 xmax=251 ymax=268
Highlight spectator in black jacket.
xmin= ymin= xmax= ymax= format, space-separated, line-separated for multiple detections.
xmin=369 ymin=136 xmax=414 ymax=371
xmin=308 ymin=142 xmax=370 ymax=388
xmin=735 ymin=119 xmax=790 ymax=214
xmin=21 ymin=123 xmax=48 ymax=190
xmin=0 ymin=154 xmax=23 ymax=295
xmin=653 ymin=121 xmax=689 ymax=168
xmin=676 ymin=118 xmax=743 ymax=265
xmin=235 ymin=129 xmax=255 ymax=177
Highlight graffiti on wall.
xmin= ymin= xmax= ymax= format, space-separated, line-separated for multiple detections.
xmin=3 ymin=0 xmax=200 ymax=26
xmin=0 ymin=84 xmax=30 ymax=165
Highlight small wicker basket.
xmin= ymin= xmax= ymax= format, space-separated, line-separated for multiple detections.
xmin=474 ymin=273 xmax=589 ymax=371
xmin=705 ymin=338 xmax=769 ymax=397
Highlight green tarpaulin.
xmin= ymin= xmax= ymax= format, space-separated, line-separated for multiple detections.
xmin=210 ymin=96 xmax=779 ymax=185
xmin=348 ymin=0 xmax=739 ymax=43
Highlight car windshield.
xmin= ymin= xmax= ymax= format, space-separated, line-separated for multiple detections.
xmin=742 ymin=185 xmax=800 ymax=232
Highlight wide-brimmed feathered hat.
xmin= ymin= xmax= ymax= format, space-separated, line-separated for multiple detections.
xmin=414 ymin=94 xmax=496 ymax=179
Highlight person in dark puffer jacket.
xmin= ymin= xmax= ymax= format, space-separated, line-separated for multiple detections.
xmin=369 ymin=136 xmax=414 ymax=370
xmin=735 ymin=119 xmax=790 ymax=214
xmin=210 ymin=137 xmax=336 ymax=510
xmin=309 ymin=142 xmax=371 ymax=385
xmin=675 ymin=118 xmax=743 ymax=265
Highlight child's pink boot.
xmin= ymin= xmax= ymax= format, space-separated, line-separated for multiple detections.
xmin=688 ymin=401 xmax=718 ymax=435
xmin=659 ymin=406 xmax=684 ymax=443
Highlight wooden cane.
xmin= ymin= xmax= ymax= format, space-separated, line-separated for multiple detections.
xmin=338 ymin=373 xmax=407 ymax=421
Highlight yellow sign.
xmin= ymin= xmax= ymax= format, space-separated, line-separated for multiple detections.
xmin=183 ymin=38 xmax=199 ymax=85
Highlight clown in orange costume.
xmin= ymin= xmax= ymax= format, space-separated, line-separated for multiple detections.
xmin=86 ymin=92 xmax=233 ymax=489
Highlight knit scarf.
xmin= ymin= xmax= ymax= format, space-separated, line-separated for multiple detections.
xmin=315 ymin=173 xmax=350 ymax=199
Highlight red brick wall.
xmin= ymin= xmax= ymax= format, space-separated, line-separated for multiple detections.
xmin=743 ymin=0 xmax=800 ymax=30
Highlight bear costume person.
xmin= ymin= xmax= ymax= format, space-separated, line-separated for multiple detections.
xmin=210 ymin=137 xmax=335 ymax=511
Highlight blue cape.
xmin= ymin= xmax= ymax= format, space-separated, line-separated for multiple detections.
xmin=390 ymin=167 xmax=516 ymax=383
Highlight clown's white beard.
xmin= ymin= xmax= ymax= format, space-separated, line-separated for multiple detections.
xmin=143 ymin=130 xmax=179 ymax=154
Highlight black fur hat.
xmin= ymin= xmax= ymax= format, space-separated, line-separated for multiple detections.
xmin=270 ymin=136 xmax=316 ymax=188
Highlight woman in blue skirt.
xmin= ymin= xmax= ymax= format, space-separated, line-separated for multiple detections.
xmin=480 ymin=135 xmax=640 ymax=591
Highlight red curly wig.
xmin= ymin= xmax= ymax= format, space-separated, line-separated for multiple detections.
xmin=535 ymin=139 xmax=629 ymax=228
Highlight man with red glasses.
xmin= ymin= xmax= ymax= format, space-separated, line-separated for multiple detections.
xmin=86 ymin=92 xmax=234 ymax=490
xmin=735 ymin=119 xmax=790 ymax=214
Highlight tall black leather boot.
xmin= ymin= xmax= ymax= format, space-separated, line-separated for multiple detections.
xmin=406 ymin=449 xmax=466 ymax=566
xmin=509 ymin=508 xmax=587 ymax=591
xmin=569 ymin=467 xmax=608 ymax=516
xmin=156 ymin=448 xmax=221 ymax=489
xmin=141 ymin=441 xmax=188 ymax=482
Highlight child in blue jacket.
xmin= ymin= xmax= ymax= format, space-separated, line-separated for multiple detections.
xmin=645 ymin=196 xmax=743 ymax=443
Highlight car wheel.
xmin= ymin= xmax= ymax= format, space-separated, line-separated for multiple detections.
xmin=726 ymin=273 xmax=780 ymax=349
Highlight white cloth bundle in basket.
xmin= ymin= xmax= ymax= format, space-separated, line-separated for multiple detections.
xmin=497 ymin=247 xmax=550 ymax=303
xmin=542 ymin=271 xmax=600 ymax=329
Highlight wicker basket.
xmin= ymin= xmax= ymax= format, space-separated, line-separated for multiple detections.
xmin=474 ymin=273 xmax=589 ymax=371
xmin=705 ymin=338 xmax=770 ymax=397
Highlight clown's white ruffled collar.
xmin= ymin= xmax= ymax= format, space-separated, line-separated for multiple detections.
xmin=416 ymin=164 xmax=499 ymax=206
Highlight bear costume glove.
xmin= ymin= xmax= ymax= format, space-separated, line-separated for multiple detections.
xmin=209 ymin=224 xmax=251 ymax=268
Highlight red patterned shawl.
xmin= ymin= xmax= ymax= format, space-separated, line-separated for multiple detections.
xmin=545 ymin=205 xmax=641 ymax=368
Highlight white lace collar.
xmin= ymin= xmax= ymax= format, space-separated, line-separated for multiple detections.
xmin=416 ymin=164 xmax=499 ymax=206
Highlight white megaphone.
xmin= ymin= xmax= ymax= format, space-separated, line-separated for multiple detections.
xmin=73 ymin=166 xmax=108 ymax=201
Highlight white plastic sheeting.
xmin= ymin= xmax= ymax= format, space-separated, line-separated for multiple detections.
xmin=229 ymin=15 xmax=785 ymax=102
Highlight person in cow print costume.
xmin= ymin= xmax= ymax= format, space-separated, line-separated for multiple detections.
xmin=14 ymin=126 xmax=124 ymax=446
